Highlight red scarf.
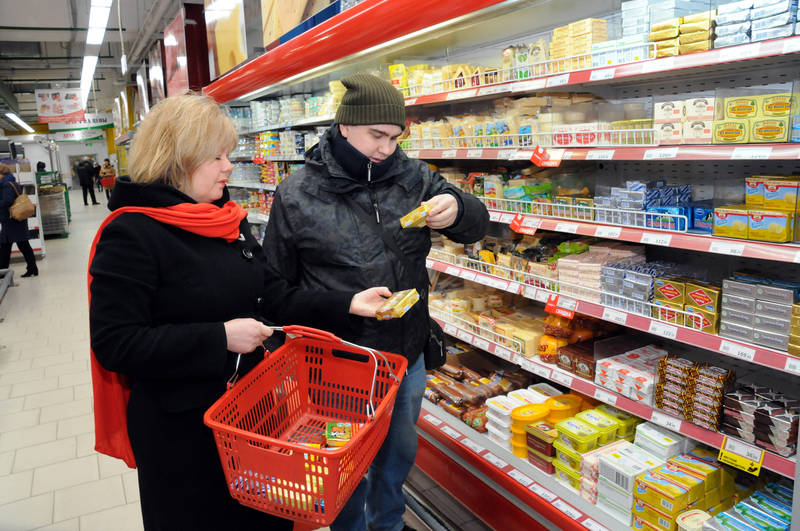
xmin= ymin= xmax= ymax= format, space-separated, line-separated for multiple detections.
xmin=87 ymin=201 xmax=247 ymax=468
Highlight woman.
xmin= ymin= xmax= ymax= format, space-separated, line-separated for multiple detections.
xmin=0 ymin=163 xmax=38 ymax=277
xmin=98 ymin=158 xmax=115 ymax=200
xmin=89 ymin=93 xmax=390 ymax=531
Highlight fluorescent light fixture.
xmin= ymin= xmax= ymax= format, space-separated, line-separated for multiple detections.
xmin=80 ymin=55 xmax=99 ymax=107
xmin=92 ymin=0 xmax=113 ymax=7
xmin=88 ymin=6 xmax=111 ymax=29
xmin=177 ymin=56 xmax=187 ymax=68
xmin=204 ymin=0 xmax=239 ymax=24
xmin=120 ymin=54 xmax=127 ymax=75
xmin=164 ymin=34 xmax=178 ymax=47
xmin=5 ymin=112 xmax=35 ymax=133
xmin=86 ymin=27 xmax=106 ymax=45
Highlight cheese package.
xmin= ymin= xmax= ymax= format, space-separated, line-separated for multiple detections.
xmin=745 ymin=176 xmax=766 ymax=206
xmin=685 ymin=96 xmax=715 ymax=120
xmin=724 ymin=97 xmax=758 ymax=119
xmin=757 ymin=93 xmax=792 ymax=117
xmin=654 ymin=100 xmax=685 ymax=122
xmin=712 ymin=120 xmax=749 ymax=144
xmin=376 ymin=288 xmax=420 ymax=320
xmin=751 ymin=117 xmax=790 ymax=143
xmin=400 ymin=203 xmax=432 ymax=228
xmin=747 ymin=209 xmax=794 ymax=242
xmin=683 ymin=119 xmax=713 ymax=144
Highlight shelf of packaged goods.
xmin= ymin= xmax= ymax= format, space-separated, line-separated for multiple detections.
xmin=425 ymin=256 xmax=800 ymax=375
xmin=246 ymin=213 xmax=269 ymax=224
xmin=487 ymin=209 xmax=800 ymax=264
xmin=429 ymin=314 xmax=797 ymax=479
xmin=230 ymin=155 xmax=256 ymax=162
xmin=239 ymin=115 xmax=336 ymax=135
xmin=404 ymin=143 xmax=800 ymax=162
xmin=404 ymin=36 xmax=800 ymax=107
xmin=418 ymin=401 xmax=618 ymax=530
xmin=227 ymin=182 xmax=277 ymax=192
xmin=255 ymin=156 xmax=305 ymax=162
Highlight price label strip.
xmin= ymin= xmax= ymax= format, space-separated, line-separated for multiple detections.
xmin=589 ymin=68 xmax=615 ymax=82
xmin=718 ymin=436 xmax=764 ymax=476
xmin=441 ymin=149 xmax=457 ymax=158
xmin=489 ymin=211 xmax=501 ymax=222
xmin=602 ymin=307 xmax=627 ymax=325
xmin=473 ymin=337 xmax=491 ymax=352
xmin=445 ymin=266 xmax=461 ymax=277
xmin=785 ymin=356 xmax=800 ymax=375
xmin=581 ymin=519 xmax=610 ymax=531
xmin=586 ymin=149 xmax=615 ymax=160
xmin=550 ymin=370 xmax=573 ymax=387
xmin=446 ymin=89 xmax=477 ymax=101
xmin=405 ymin=150 xmax=420 ymax=158
xmin=719 ymin=340 xmax=756 ymax=362
xmin=552 ymin=499 xmax=582 ymax=520
xmin=499 ymin=213 xmax=516 ymax=224
xmin=594 ymin=388 xmax=618 ymax=406
xmin=440 ymin=425 xmax=461 ymax=439
xmin=508 ymin=469 xmax=534 ymax=487
xmin=650 ymin=411 xmax=683 ymax=432
xmin=709 ymin=241 xmax=745 ymax=256
xmin=444 ymin=323 xmax=458 ymax=336
xmin=641 ymin=232 xmax=673 ymax=247
xmin=460 ymin=270 xmax=477 ymax=282
xmin=462 ymin=438 xmax=485 ymax=454
xmin=555 ymin=222 xmax=579 ymax=234
xmin=483 ymin=452 xmax=508 ymax=469
xmin=529 ymin=483 xmax=557 ymax=502
xmin=649 ymin=321 xmax=678 ymax=340
xmin=466 ymin=149 xmax=483 ymax=158
xmin=494 ymin=346 xmax=514 ymax=361
xmin=423 ymin=414 xmax=442 ymax=426
xmin=425 ymin=259 xmax=433 ymax=269
xmin=643 ymin=147 xmax=679 ymax=160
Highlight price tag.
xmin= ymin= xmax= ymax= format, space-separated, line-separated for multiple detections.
xmin=489 ymin=211 xmax=501 ymax=222
xmin=522 ymin=216 xmax=541 ymax=228
xmin=441 ymin=149 xmax=458 ymax=158
xmin=555 ymin=222 xmax=579 ymax=234
xmin=731 ymin=146 xmax=772 ymax=160
xmin=511 ymin=150 xmax=534 ymax=160
xmin=720 ymin=42 xmax=760 ymax=62
xmin=494 ymin=346 xmax=513 ymax=361
xmin=473 ymin=337 xmax=491 ymax=352
xmin=423 ymin=414 xmax=442 ymax=425
xmin=446 ymin=89 xmax=477 ymax=101
xmin=478 ymin=85 xmax=507 ymax=96
xmin=546 ymin=74 xmax=570 ymax=87
xmin=719 ymin=340 xmax=756 ymax=362
xmin=457 ymin=330 xmax=473 ymax=343
xmin=405 ymin=98 xmax=417 ymax=105
xmin=462 ymin=438 xmax=485 ymax=454
xmin=499 ymin=213 xmax=516 ymax=224
xmin=405 ymin=150 xmax=420 ymax=158
xmin=602 ymin=307 xmax=628 ymax=325
xmin=709 ymin=241 xmax=745 ymax=256
xmin=649 ymin=321 xmax=678 ymax=340
xmin=466 ymin=149 xmax=483 ymax=158
xmin=589 ymin=68 xmax=615 ymax=81
xmin=553 ymin=499 xmax=582 ymax=520
xmin=486 ymin=276 xmax=510 ymax=290
xmin=483 ymin=452 xmax=508 ymax=469
xmin=581 ymin=519 xmax=610 ymax=531
xmin=643 ymin=147 xmax=679 ymax=160
xmin=444 ymin=323 xmax=458 ymax=336
xmin=641 ymin=232 xmax=673 ymax=246
xmin=425 ymin=259 xmax=433 ymax=269
xmin=586 ymin=149 xmax=615 ymax=160
xmin=718 ymin=436 xmax=764 ymax=475
xmin=529 ymin=483 xmax=558 ymax=502
xmin=783 ymin=37 xmax=800 ymax=54
xmin=441 ymin=425 xmax=461 ymax=439
xmin=595 ymin=226 xmax=622 ymax=239
xmin=498 ymin=149 xmax=517 ymax=159
xmin=550 ymin=370 xmax=573 ymax=387
xmin=523 ymin=285 xmax=538 ymax=300
xmin=507 ymin=282 xmax=522 ymax=295
xmin=460 ymin=270 xmax=477 ymax=282
xmin=650 ymin=411 xmax=683 ymax=433
xmin=594 ymin=388 xmax=618 ymax=406
xmin=512 ymin=79 xmax=547 ymax=92
xmin=559 ymin=297 xmax=577 ymax=312
xmin=508 ymin=469 xmax=534 ymax=487
xmin=785 ymin=356 xmax=800 ymax=375
xmin=520 ymin=358 xmax=551 ymax=379
xmin=444 ymin=266 xmax=460 ymax=276
xmin=642 ymin=56 xmax=674 ymax=73
xmin=535 ymin=290 xmax=550 ymax=303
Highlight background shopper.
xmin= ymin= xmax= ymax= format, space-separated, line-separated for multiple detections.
xmin=93 ymin=160 xmax=103 ymax=192
xmin=262 ymin=73 xmax=489 ymax=531
xmin=89 ymin=93 xmax=391 ymax=531
xmin=99 ymin=158 xmax=116 ymax=200
xmin=0 ymin=162 xmax=38 ymax=277
xmin=76 ymin=156 xmax=99 ymax=205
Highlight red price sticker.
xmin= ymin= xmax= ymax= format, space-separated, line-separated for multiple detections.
xmin=530 ymin=145 xmax=562 ymax=167
xmin=545 ymin=294 xmax=576 ymax=319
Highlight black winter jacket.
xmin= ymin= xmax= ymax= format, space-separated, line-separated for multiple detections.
xmin=89 ymin=177 xmax=356 ymax=413
xmin=0 ymin=173 xmax=31 ymax=244
xmin=262 ymin=126 xmax=489 ymax=365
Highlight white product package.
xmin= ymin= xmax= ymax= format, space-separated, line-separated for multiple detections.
xmin=716 ymin=10 xmax=752 ymax=24
xmin=715 ymin=21 xmax=752 ymax=36
xmin=752 ymin=22 xmax=796 ymax=39
xmin=751 ymin=10 xmax=797 ymax=31
xmin=715 ymin=32 xmax=752 ymax=46
xmin=717 ymin=0 xmax=754 ymax=14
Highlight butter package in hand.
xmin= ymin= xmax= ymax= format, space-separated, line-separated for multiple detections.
xmin=376 ymin=288 xmax=420 ymax=320
xmin=400 ymin=203 xmax=432 ymax=228
xmin=325 ymin=422 xmax=353 ymax=447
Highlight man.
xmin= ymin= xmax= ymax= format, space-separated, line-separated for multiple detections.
xmin=262 ymin=73 xmax=489 ymax=531
xmin=77 ymin=156 xmax=100 ymax=205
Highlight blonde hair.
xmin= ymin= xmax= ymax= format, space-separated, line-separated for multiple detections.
xmin=128 ymin=93 xmax=237 ymax=190
xmin=0 ymin=163 xmax=12 ymax=175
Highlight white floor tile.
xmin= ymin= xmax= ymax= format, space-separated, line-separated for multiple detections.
xmin=56 ymin=414 xmax=94 ymax=439
xmin=33 ymin=518 xmax=79 ymax=531
xmin=0 ymin=470 xmax=34 ymax=505
xmin=0 ymin=492 xmax=54 ymax=530
xmin=32 ymin=455 xmax=99 ymax=495
xmin=0 ymin=409 xmax=41 ymax=431
xmin=23 ymin=388 xmax=73 ymax=410
xmin=52 ymin=476 xmax=126 ymax=522
xmin=40 ymin=398 xmax=92 ymax=424
xmin=78 ymin=502 xmax=143 ymax=531
xmin=121 ymin=471 xmax=139 ymax=503
xmin=14 ymin=438 xmax=78 ymax=472
xmin=0 ymin=423 xmax=58 ymax=453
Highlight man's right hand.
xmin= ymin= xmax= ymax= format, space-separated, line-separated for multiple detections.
xmin=224 ymin=318 xmax=273 ymax=353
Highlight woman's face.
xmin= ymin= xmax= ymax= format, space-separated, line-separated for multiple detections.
xmin=186 ymin=153 xmax=232 ymax=203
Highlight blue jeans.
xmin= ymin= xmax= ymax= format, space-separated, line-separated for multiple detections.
xmin=331 ymin=355 xmax=427 ymax=531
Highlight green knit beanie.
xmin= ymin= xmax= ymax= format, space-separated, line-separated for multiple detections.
xmin=334 ymin=73 xmax=406 ymax=129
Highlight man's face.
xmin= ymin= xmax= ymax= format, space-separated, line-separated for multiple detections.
xmin=339 ymin=124 xmax=403 ymax=163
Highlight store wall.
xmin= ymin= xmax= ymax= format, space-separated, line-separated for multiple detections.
xmin=57 ymin=140 xmax=109 ymax=188
xmin=19 ymin=142 xmax=51 ymax=173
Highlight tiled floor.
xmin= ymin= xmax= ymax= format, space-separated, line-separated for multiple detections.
xmin=0 ymin=190 xmax=143 ymax=531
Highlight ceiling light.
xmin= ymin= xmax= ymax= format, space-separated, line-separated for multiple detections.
xmin=164 ymin=34 xmax=178 ymax=47
xmin=88 ymin=6 xmax=111 ymax=29
xmin=92 ymin=0 xmax=113 ymax=7
xmin=86 ymin=27 xmax=106 ymax=45
xmin=5 ymin=112 xmax=35 ymax=133
xmin=80 ymin=55 xmax=99 ymax=107
xmin=120 ymin=54 xmax=127 ymax=75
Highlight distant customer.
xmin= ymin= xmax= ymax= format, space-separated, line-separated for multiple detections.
xmin=76 ymin=156 xmax=99 ymax=205
xmin=0 ymin=163 xmax=38 ymax=277
xmin=99 ymin=158 xmax=116 ymax=200
xmin=93 ymin=160 xmax=103 ymax=192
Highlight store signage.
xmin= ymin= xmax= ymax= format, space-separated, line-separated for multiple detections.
xmin=52 ymin=130 xmax=104 ymax=142
xmin=35 ymin=89 xmax=84 ymax=123
xmin=718 ymin=436 xmax=764 ymax=475
xmin=530 ymin=145 xmax=562 ymax=167
xmin=49 ymin=113 xmax=113 ymax=131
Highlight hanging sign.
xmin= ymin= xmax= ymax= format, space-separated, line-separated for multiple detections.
xmin=35 ymin=89 xmax=85 ymax=123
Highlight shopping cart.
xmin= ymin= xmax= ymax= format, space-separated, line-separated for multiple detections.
xmin=204 ymin=325 xmax=407 ymax=527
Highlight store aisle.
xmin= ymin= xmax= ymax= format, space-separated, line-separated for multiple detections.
xmin=0 ymin=191 xmax=144 ymax=531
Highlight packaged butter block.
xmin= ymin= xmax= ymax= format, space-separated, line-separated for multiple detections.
xmin=652 ymin=300 xmax=685 ymax=325
xmin=658 ymin=121 xmax=684 ymax=144
xmin=712 ymin=120 xmax=749 ymax=144
xmin=653 ymin=465 xmax=705 ymax=504
xmin=751 ymin=117 xmax=790 ymax=143
xmin=657 ymin=46 xmax=680 ymax=58
xmin=635 ymin=422 xmax=687 ymax=460
xmin=400 ymin=203 xmax=432 ymax=228
xmin=724 ymin=97 xmax=758 ymax=119
xmin=679 ymin=30 xmax=712 ymax=44
xmin=757 ymin=93 xmax=792 ymax=118
xmin=633 ymin=502 xmax=679 ymax=530
xmin=635 ymin=472 xmax=691 ymax=517
xmin=745 ymin=176 xmax=766 ymax=206
xmin=654 ymin=276 xmax=687 ymax=304
xmin=569 ymin=18 xmax=608 ymax=37
xmin=651 ymin=18 xmax=682 ymax=33
xmin=376 ymin=288 xmax=420 ymax=320
xmin=763 ymin=179 xmax=800 ymax=211
xmin=685 ymin=281 xmax=721 ymax=313
xmin=684 ymin=304 xmax=719 ymax=333
xmin=683 ymin=119 xmax=713 ymax=144
xmin=654 ymin=100 xmax=686 ymax=122
xmin=668 ymin=454 xmax=721 ymax=493
xmin=747 ymin=209 xmax=793 ymax=242
xmin=651 ymin=27 xmax=681 ymax=41
xmin=685 ymin=96 xmax=716 ymax=120
xmin=553 ymin=24 xmax=571 ymax=40
xmin=679 ymin=40 xmax=712 ymax=54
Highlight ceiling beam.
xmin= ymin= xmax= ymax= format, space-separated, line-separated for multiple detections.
xmin=0 ymin=26 xmax=127 ymax=31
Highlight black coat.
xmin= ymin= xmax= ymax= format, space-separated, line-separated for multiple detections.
xmin=76 ymin=161 xmax=93 ymax=187
xmin=0 ymin=173 xmax=31 ymax=244
xmin=262 ymin=126 xmax=489 ymax=366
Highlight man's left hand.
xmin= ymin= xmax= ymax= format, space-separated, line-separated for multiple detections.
xmin=423 ymin=194 xmax=458 ymax=229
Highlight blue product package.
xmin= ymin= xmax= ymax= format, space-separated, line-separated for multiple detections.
xmin=733 ymin=502 xmax=790 ymax=530
xmin=677 ymin=185 xmax=692 ymax=205
xmin=752 ymin=0 xmax=798 ymax=19
xmin=645 ymin=189 xmax=661 ymax=208
xmin=753 ymin=0 xmax=790 ymax=7
xmin=751 ymin=10 xmax=796 ymax=31
xmin=716 ymin=21 xmax=752 ymax=36
xmin=646 ymin=206 xmax=688 ymax=230
xmin=660 ymin=186 xmax=677 ymax=206
xmin=718 ymin=0 xmax=755 ymax=13
xmin=764 ymin=483 xmax=794 ymax=506
xmin=712 ymin=510 xmax=769 ymax=530
xmin=715 ymin=33 xmax=752 ymax=46
xmin=691 ymin=203 xmax=714 ymax=232
xmin=626 ymin=180 xmax=646 ymax=191
xmin=748 ymin=492 xmax=792 ymax=524
xmin=717 ymin=9 xmax=753 ymax=24
xmin=751 ymin=22 xmax=796 ymax=39
xmin=648 ymin=179 xmax=666 ymax=188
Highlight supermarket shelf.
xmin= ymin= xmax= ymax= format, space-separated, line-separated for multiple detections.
xmin=247 ymin=213 xmax=270 ymax=224
xmin=239 ymin=115 xmax=335 ymax=135
xmin=227 ymin=182 xmax=277 ymax=192
xmin=425 ymin=257 xmax=800 ymax=375
xmin=260 ymin=155 xmax=305 ymax=162
xmin=404 ymin=143 xmax=800 ymax=162
xmin=418 ymin=401 xmax=618 ymax=530
xmin=429 ymin=315 xmax=797 ymax=479
xmin=230 ymin=155 xmax=256 ymax=162
xmin=488 ymin=209 xmax=800 ymax=264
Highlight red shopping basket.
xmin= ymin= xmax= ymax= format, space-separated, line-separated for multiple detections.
xmin=100 ymin=177 xmax=115 ymax=190
xmin=203 ymin=325 xmax=407 ymax=527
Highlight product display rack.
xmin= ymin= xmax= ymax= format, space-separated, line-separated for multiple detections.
xmin=206 ymin=0 xmax=800 ymax=528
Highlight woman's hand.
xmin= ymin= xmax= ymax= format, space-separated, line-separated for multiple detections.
xmin=423 ymin=194 xmax=459 ymax=229
xmin=349 ymin=287 xmax=392 ymax=317
xmin=223 ymin=318 xmax=273 ymax=353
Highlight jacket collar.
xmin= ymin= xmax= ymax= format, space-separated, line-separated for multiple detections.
xmin=108 ymin=176 xmax=230 ymax=211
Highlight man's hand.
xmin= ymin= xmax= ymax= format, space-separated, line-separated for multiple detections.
xmin=350 ymin=287 xmax=393 ymax=317
xmin=224 ymin=318 xmax=273 ymax=354
xmin=423 ymin=194 xmax=458 ymax=229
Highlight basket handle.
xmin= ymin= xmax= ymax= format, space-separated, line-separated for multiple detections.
xmin=281 ymin=325 xmax=342 ymax=344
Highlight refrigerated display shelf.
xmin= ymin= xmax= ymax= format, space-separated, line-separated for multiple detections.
xmin=429 ymin=315 xmax=797 ymax=478
xmin=239 ymin=115 xmax=335 ymax=136
xmin=426 ymin=257 xmax=800 ymax=374
xmin=418 ymin=401 xmax=617 ymax=530
xmin=227 ymin=182 xmax=277 ymax=192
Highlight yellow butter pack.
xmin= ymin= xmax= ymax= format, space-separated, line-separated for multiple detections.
xmin=635 ymin=470 xmax=691 ymax=516
xmin=763 ymin=179 xmax=800 ymax=211
xmin=748 ymin=209 xmax=794 ymax=242
xmin=376 ymin=288 xmax=420 ymax=321
xmin=400 ymin=203 xmax=432 ymax=228
xmin=668 ymin=455 xmax=721 ymax=493
xmin=712 ymin=120 xmax=749 ymax=144
xmin=684 ymin=304 xmax=719 ymax=334
xmin=751 ymin=118 xmax=790 ymax=143
xmin=724 ymin=97 xmax=758 ymax=119
xmin=632 ymin=498 xmax=679 ymax=530
xmin=757 ymin=93 xmax=792 ymax=117
xmin=713 ymin=205 xmax=748 ymax=238
xmin=653 ymin=465 xmax=705 ymax=504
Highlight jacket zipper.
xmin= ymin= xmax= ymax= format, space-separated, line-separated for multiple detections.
xmin=367 ymin=161 xmax=381 ymax=224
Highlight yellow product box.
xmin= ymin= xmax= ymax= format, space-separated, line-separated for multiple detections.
xmin=388 ymin=64 xmax=408 ymax=89
xmin=635 ymin=470 xmax=691 ymax=516
xmin=757 ymin=93 xmax=792 ymax=117
xmin=655 ymin=37 xmax=680 ymax=48
xmin=651 ymin=18 xmax=682 ymax=33
xmin=788 ymin=343 xmax=800 ymax=356
xmin=724 ymin=97 xmax=758 ymax=119
xmin=791 ymin=315 xmax=800 ymax=328
xmin=376 ymin=288 xmax=419 ymax=320
xmin=704 ymin=487 xmax=722 ymax=509
xmin=745 ymin=176 xmax=766 ymax=207
xmin=747 ymin=209 xmax=794 ymax=242
xmin=794 ymin=304 xmax=800 ymax=317
xmin=763 ymin=179 xmax=800 ymax=211
xmin=653 ymin=465 xmax=705 ymax=504
xmin=668 ymin=455 xmax=721 ymax=493
xmin=654 ymin=276 xmax=687 ymax=305
xmin=633 ymin=499 xmax=679 ymax=531
xmin=712 ymin=120 xmax=749 ymax=144
xmin=751 ymin=117 xmax=790 ymax=143
xmin=553 ymin=25 xmax=571 ymax=40
xmin=651 ymin=28 xmax=680 ymax=41
xmin=685 ymin=281 xmax=721 ymax=313
xmin=681 ymin=10 xmax=715 ymax=28
xmin=679 ymin=40 xmax=712 ymax=54
xmin=569 ymin=18 xmax=607 ymax=37
xmin=678 ymin=31 xmax=711 ymax=45
xmin=657 ymin=46 xmax=680 ymax=58
xmin=400 ymin=203 xmax=432 ymax=228
xmin=713 ymin=205 xmax=748 ymax=238
xmin=553 ymin=195 xmax=574 ymax=218
xmin=513 ymin=328 xmax=545 ymax=357
xmin=683 ymin=119 xmax=713 ymax=144
xmin=652 ymin=300 xmax=684 ymax=325
xmin=325 ymin=422 xmax=353 ymax=448
xmin=684 ymin=304 xmax=719 ymax=334
xmin=574 ymin=197 xmax=594 ymax=221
